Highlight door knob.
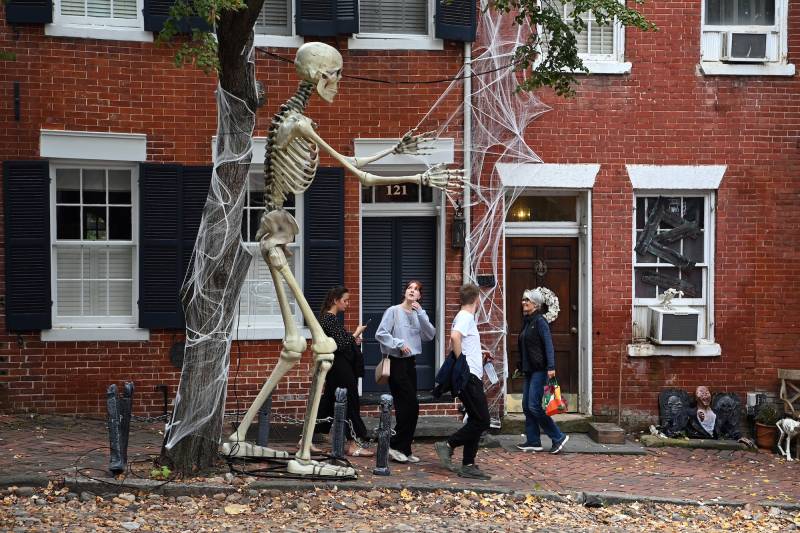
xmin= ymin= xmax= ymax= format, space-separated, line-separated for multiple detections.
xmin=570 ymin=327 xmax=578 ymax=334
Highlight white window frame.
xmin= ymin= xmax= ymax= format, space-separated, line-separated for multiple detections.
xmin=234 ymin=165 xmax=309 ymax=341
xmin=46 ymin=0 xmax=152 ymax=42
xmin=253 ymin=0 xmax=304 ymax=48
xmin=348 ymin=0 xmax=443 ymax=51
xmin=699 ymin=0 xmax=794 ymax=76
xmin=561 ymin=1 xmax=631 ymax=74
xmin=44 ymin=160 xmax=148 ymax=342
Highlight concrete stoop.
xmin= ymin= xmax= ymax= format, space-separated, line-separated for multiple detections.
xmin=500 ymin=413 xmax=594 ymax=436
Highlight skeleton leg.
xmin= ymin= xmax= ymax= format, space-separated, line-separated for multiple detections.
xmin=222 ymin=263 xmax=301 ymax=459
xmin=267 ymin=249 xmax=354 ymax=477
xmin=777 ymin=423 xmax=787 ymax=459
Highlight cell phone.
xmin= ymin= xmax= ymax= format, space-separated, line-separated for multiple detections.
xmin=365 ymin=318 xmax=373 ymax=326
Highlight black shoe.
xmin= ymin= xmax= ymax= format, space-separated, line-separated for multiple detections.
xmin=515 ymin=442 xmax=544 ymax=452
xmin=458 ymin=464 xmax=491 ymax=480
xmin=434 ymin=441 xmax=454 ymax=471
xmin=550 ymin=434 xmax=570 ymax=454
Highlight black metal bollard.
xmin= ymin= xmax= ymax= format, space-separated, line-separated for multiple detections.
xmin=331 ymin=387 xmax=348 ymax=459
xmin=257 ymin=394 xmax=272 ymax=448
xmin=106 ymin=384 xmax=124 ymax=474
xmin=119 ymin=382 xmax=134 ymax=466
xmin=373 ymin=394 xmax=393 ymax=476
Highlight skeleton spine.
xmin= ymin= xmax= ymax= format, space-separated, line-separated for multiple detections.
xmin=263 ymin=81 xmax=314 ymax=212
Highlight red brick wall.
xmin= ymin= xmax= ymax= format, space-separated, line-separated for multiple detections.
xmin=0 ymin=19 xmax=465 ymax=418
xmin=502 ymin=2 xmax=800 ymax=424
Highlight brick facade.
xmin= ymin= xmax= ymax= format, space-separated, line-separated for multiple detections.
xmin=1 ymin=2 xmax=799 ymax=428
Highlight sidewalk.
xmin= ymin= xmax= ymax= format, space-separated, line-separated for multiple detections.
xmin=1 ymin=414 xmax=798 ymax=508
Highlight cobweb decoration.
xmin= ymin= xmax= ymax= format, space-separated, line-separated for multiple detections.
xmin=163 ymin=44 xmax=258 ymax=450
xmin=414 ymin=7 xmax=551 ymax=423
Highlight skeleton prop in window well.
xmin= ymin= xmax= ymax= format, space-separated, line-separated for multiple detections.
xmin=220 ymin=42 xmax=462 ymax=477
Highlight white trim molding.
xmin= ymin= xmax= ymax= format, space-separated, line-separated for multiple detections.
xmin=41 ymin=130 xmax=147 ymax=161
xmin=581 ymin=61 xmax=632 ymax=74
xmin=626 ymin=165 xmax=726 ymax=190
xmin=45 ymin=25 xmax=153 ymax=42
xmin=497 ymin=163 xmax=600 ymax=189
xmin=628 ymin=341 xmax=722 ymax=357
xmin=354 ymin=138 xmax=455 ymax=166
xmin=699 ymin=62 xmax=795 ymax=76
xmin=42 ymin=327 xmax=150 ymax=342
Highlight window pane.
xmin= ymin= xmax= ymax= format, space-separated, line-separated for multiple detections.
xmin=683 ymin=233 xmax=705 ymax=263
xmin=421 ymin=185 xmax=433 ymax=203
xmin=83 ymin=206 xmax=107 ymax=240
xmin=361 ymin=186 xmax=373 ymax=204
xmin=107 ymin=247 xmax=132 ymax=279
xmin=590 ymin=20 xmax=614 ymax=55
xmin=108 ymin=281 xmax=133 ymax=315
xmin=109 ymin=207 xmax=132 ymax=240
xmin=360 ymin=0 xmax=427 ymax=35
xmin=706 ymin=0 xmax=774 ymax=25
xmin=57 ymin=206 xmax=81 ymax=239
xmin=682 ymin=197 xmax=704 ymax=228
xmin=635 ymin=231 xmax=658 ymax=263
xmin=506 ymin=196 xmax=577 ymax=222
xmin=683 ymin=268 xmax=704 ymax=297
xmin=57 ymin=280 xmax=83 ymax=315
xmin=108 ymin=170 xmax=131 ymax=204
xmin=56 ymin=169 xmax=81 ymax=203
xmin=112 ymin=0 xmax=137 ymax=19
xmin=635 ymin=197 xmax=647 ymax=229
xmin=634 ymin=268 xmax=660 ymax=298
xmin=86 ymin=0 xmax=111 ymax=18
xmin=61 ymin=0 xmax=85 ymax=16
xmin=56 ymin=247 xmax=83 ymax=279
xmin=82 ymin=169 xmax=106 ymax=204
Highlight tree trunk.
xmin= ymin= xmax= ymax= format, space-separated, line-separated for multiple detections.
xmin=162 ymin=14 xmax=263 ymax=473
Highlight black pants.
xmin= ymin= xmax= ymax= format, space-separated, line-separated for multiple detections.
xmin=388 ymin=356 xmax=419 ymax=456
xmin=448 ymin=374 xmax=490 ymax=466
xmin=315 ymin=354 xmax=368 ymax=441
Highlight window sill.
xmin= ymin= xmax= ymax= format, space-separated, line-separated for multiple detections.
xmin=253 ymin=35 xmax=304 ymax=48
xmin=347 ymin=35 xmax=443 ymax=51
xmin=699 ymin=61 xmax=795 ymax=77
xmin=627 ymin=341 xmax=721 ymax=358
xmin=579 ymin=60 xmax=632 ymax=75
xmin=45 ymin=24 xmax=154 ymax=43
xmin=233 ymin=326 xmax=311 ymax=341
xmin=42 ymin=327 xmax=150 ymax=342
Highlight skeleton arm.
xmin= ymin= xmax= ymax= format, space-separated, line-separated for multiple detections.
xmin=299 ymin=123 xmax=459 ymax=189
xmin=344 ymin=130 xmax=436 ymax=169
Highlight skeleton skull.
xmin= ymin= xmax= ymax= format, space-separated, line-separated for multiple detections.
xmin=295 ymin=42 xmax=343 ymax=103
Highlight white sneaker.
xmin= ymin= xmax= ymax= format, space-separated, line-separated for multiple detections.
xmin=406 ymin=454 xmax=420 ymax=463
xmin=388 ymin=448 xmax=408 ymax=463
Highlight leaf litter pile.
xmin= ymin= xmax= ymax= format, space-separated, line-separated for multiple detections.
xmin=2 ymin=484 xmax=798 ymax=532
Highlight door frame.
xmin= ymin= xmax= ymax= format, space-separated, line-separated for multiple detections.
xmin=503 ymin=189 xmax=593 ymax=415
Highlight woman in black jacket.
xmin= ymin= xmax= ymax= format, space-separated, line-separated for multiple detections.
xmin=314 ymin=286 xmax=373 ymax=456
xmin=516 ymin=289 xmax=569 ymax=455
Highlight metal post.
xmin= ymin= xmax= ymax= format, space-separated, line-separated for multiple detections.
xmin=106 ymin=384 xmax=124 ymax=474
xmin=373 ymin=394 xmax=393 ymax=476
xmin=331 ymin=387 xmax=348 ymax=459
xmin=119 ymin=382 xmax=134 ymax=467
xmin=257 ymin=394 xmax=272 ymax=448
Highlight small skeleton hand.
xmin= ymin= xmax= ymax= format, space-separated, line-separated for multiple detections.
xmin=393 ymin=129 xmax=436 ymax=156
xmin=421 ymin=163 xmax=465 ymax=193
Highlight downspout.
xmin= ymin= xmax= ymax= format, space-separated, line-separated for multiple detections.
xmin=462 ymin=41 xmax=472 ymax=281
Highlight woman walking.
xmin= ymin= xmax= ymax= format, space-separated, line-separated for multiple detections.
xmin=315 ymin=286 xmax=373 ymax=457
xmin=375 ymin=280 xmax=436 ymax=463
xmin=516 ymin=289 xmax=569 ymax=454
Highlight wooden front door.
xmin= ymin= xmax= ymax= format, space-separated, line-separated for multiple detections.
xmin=505 ymin=238 xmax=579 ymax=401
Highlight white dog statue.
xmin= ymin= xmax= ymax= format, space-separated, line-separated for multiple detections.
xmin=776 ymin=417 xmax=800 ymax=461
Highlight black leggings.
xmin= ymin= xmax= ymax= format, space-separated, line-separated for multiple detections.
xmin=315 ymin=354 xmax=368 ymax=441
xmin=388 ymin=356 xmax=419 ymax=456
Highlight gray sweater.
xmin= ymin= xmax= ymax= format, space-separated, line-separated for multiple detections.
xmin=375 ymin=304 xmax=436 ymax=358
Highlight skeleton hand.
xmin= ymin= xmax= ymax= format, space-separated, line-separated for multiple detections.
xmin=393 ymin=129 xmax=436 ymax=156
xmin=420 ymin=163 xmax=464 ymax=193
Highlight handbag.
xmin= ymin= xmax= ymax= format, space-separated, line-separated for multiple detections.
xmin=543 ymin=378 xmax=568 ymax=416
xmin=374 ymin=355 xmax=390 ymax=385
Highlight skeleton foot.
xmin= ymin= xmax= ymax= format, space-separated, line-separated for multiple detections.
xmin=287 ymin=458 xmax=356 ymax=478
xmin=221 ymin=439 xmax=290 ymax=459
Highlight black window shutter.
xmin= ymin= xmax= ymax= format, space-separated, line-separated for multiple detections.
xmin=3 ymin=161 xmax=52 ymax=331
xmin=296 ymin=0 xmax=358 ymax=36
xmin=304 ymin=167 xmax=344 ymax=315
xmin=435 ymin=0 xmax=476 ymax=42
xmin=5 ymin=0 xmax=52 ymax=24
xmin=139 ymin=164 xmax=210 ymax=329
xmin=143 ymin=0 xmax=211 ymax=33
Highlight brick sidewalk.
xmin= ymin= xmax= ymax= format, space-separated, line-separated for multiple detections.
xmin=1 ymin=414 xmax=798 ymax=505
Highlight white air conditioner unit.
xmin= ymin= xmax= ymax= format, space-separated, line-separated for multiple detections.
xmin=649 ymin=306 xmax=699 ymax=345
xmin=721 ymin=31 xmax=768 ymax=62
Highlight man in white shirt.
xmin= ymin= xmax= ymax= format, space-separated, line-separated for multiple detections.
xmin=434 ymin=283 xmax=492 ymax=480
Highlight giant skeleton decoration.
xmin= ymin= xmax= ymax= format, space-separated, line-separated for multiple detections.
xmin=220 ymin=42 xmax=461 ymax=477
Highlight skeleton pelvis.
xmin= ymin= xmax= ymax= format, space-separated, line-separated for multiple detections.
xmin=256 ymin=209 xmax=300 ymax=249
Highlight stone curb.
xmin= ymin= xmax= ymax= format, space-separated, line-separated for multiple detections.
xmin=0 ymin=474 xmax=50 ymax=488
xmin=26 ymin=476 xmax=793 ymax=512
